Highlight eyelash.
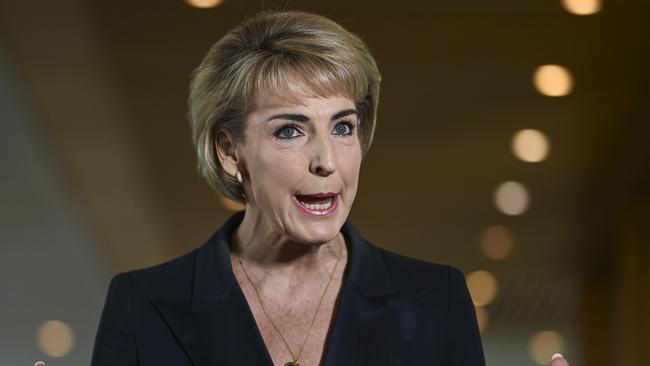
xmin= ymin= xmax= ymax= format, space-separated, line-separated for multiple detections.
xmin=273 ymin=120 xmax=357 ymax=140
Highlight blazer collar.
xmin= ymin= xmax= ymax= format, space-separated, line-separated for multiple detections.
xmin=192 ymin=211 xmax=394 ymax=303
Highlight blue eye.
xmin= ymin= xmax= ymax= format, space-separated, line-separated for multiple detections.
xmin=274 ymin=124 xmax=302 ymax=139
xmin=333 ymin=120 xmax=355 ymax=136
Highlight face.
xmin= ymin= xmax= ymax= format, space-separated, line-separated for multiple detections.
xmin=233 ymin=87 xmax=362 ymax=245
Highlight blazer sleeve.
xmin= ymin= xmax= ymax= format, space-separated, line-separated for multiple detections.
xmin=442 ymin=265 xmax=487 ymax=366
xmin=91 ymin=272 xmax=138 ymax=366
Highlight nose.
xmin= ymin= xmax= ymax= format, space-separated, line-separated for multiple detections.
xmin=309 ymin=134 xmax=337 ymax=177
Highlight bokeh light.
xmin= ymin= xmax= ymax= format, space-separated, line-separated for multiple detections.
xmin=494 ymin=181 xmax=530 ymax=216
xmin=185 ymin=0 xmax=224 ymax=9
xmin=466 ymin=270 xmax=498 ymax=306
xmin=479 ymin=225 xmax=515 ymax=260
xmin=512 ymin=129 xmax=551 ymax=163
xmin=528 ymin=330 xmax=565 ymax=365
xmin=561 ymin=0 xmax=603 ymax=15
xmin=36 ymin=320 xmax=75 ymax=357
xmin=533 ymin=64 xmax=574 ymax=97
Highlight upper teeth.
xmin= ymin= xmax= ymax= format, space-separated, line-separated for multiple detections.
xmin=301 ymin=197 xmax=334 ymax=211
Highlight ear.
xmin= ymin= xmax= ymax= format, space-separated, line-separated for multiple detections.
xmin=215 ymin=130 xmax=240 ymax=177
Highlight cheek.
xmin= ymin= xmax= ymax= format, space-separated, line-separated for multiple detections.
xmin=247 ymin=143 xmax=308 ymax=194
xmin=337 ymin=144 xmax=362 ymax=190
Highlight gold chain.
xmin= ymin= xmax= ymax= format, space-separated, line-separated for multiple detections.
xmin=237 ymin=246 xmax=343 ymax=366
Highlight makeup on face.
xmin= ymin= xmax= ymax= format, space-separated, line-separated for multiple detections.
xmin=238 ymin=89 xmax=362 ymax=244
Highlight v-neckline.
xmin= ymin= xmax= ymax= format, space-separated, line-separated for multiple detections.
xmin=227 ymin=236 xmax=352 ymax=366
xmin=234 ymin=268 xmax=350 ymax=366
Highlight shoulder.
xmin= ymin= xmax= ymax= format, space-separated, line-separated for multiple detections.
xmin=107 ymin=248 xmax=198 ymax=302
xmin=374 ymin=244 xmax=465 ymax=294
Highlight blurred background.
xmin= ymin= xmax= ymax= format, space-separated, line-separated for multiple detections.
xmin=1 ymin=0 xmax=648 ymax=365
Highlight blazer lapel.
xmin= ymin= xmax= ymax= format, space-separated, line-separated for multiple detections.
xmin=322 ymin=219 xmax=423 ymax=366
xmin=150 ymin=212 xmax=273 ymax=366
xmin=150 ymin=291 xmax=273 ymax=366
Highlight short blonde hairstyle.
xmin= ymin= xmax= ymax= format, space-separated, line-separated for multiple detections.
xmin=188 ymin=9 xmax=382 ymax=203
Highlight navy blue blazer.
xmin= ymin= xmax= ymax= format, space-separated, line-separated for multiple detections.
xmin=91 ymin=211 xmax=486 ymax=365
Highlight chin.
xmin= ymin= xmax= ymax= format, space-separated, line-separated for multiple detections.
xmin=296 ymin=219 xmax=343 ymax=245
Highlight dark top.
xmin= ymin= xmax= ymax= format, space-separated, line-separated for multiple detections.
xmin=90 ymin=211 xmax=486 ymax=366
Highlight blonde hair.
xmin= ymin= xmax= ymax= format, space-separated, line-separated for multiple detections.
xmin=188 ymin=9 xmax=382 ymax=203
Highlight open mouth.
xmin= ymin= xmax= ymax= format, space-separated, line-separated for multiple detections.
xmin=293 ymin=192 xmax=339 ymax=216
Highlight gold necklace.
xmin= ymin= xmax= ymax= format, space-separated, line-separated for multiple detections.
xmin=237 ymin=249 xmax=343 ymax=366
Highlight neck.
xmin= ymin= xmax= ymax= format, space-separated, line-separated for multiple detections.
xmin=229 ymin=208 xmax=346 ymax=278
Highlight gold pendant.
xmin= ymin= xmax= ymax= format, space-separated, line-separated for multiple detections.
xmin=284 ymin=362 xmax=300 ymax=366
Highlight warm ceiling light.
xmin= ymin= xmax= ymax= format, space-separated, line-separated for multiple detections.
xmin=185 ymin=0 xmax=224 ymax=9
xmin=528 ymin=330 xmax=565 ymax=365
xmin=494 ymin=181 xmax=530 ymax=216
xmin=561 ymin=0 xmax=602 ymax=15
xmin=479 ymin=225 xmax=515 ymax=260
xmin=220 ymin=195 xmax=246 ymax=211
xmin=475 ymin=306 xmax=489 ymax=334
xmin=466 ymin=270 xmax=498 ymax=306
xmin=36 ymin=320 xmax=75 ymax=357
xmin=533 ymin=64 xmax=574 ymax=97
xmin=512 ymin=129 xmax=550 ymax=163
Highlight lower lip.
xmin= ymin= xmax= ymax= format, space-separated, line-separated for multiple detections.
xmin=292 ymin=194 xmax=339 ymax=216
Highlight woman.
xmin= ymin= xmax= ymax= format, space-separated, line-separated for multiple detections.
xmin=45 ymin=9 xmax=571 ymax=366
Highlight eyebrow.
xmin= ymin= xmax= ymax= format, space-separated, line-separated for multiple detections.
xmin=265 ymin=108 xmax=358 ymax=123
